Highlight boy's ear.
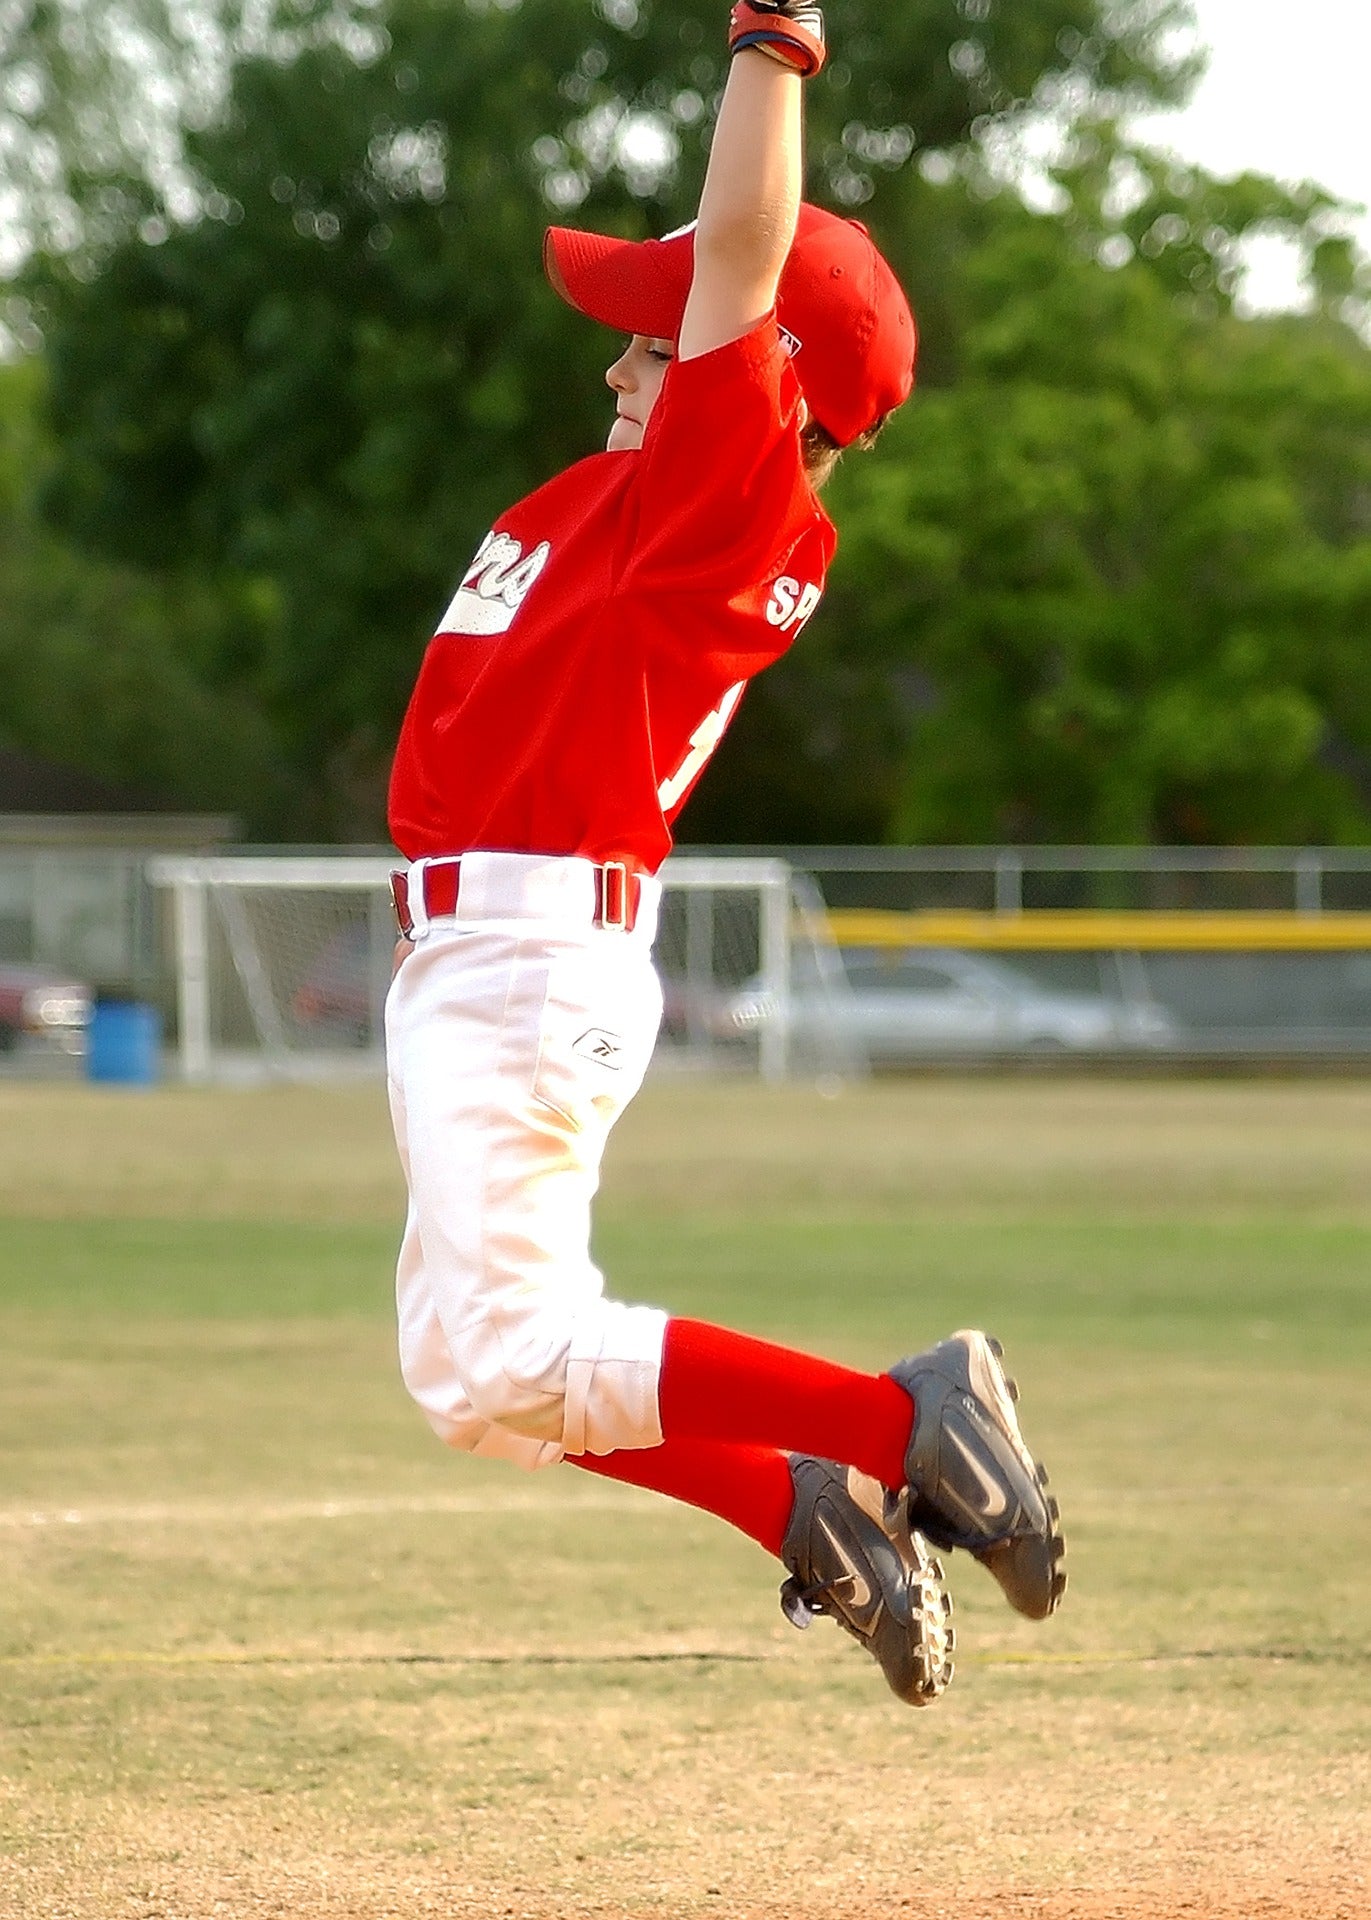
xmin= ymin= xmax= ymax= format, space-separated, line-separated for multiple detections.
xmin=798 ymin=398 xmax=810 ymax=429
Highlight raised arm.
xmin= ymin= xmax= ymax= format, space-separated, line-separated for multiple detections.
xmin=677 ymin=5 xmax=825 ymax=365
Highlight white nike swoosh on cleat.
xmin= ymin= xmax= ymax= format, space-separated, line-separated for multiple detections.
xmin=813 ymin=1514 xmax=873 ymax=1611
xmin=943 ymin=1427 xmax=1011 ymax=1523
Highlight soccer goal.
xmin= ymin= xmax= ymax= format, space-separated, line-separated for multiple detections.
xmin=147 ymin=854 xmax=862 ymax=1085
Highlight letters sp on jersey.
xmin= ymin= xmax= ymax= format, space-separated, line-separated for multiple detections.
xmin=438 ymin=532 xmax=552 ymax=637
xmin=765 ymin=575 xmax=822 ymax=634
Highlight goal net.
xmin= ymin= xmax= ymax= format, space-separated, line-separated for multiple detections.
xmin=147 ymin=854 xmax=863 ymax=1085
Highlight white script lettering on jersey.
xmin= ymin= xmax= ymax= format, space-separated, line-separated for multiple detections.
xmin=657 ymin=682 xmax=745 ymax=812
xmin=437 ymin=531 xmax=552 ymax=637
xmin=765 ymin=575 xmax=823 ymax=634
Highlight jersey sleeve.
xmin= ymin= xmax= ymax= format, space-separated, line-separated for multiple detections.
xmin=615 ymin=319 xmax=831 ymax=606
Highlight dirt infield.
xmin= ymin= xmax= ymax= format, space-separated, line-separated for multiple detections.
xmin=8 ymin=1777 xmax=1368 ymax=1920
xmin=8 ymin=1847 xmax=1366 ymax=1920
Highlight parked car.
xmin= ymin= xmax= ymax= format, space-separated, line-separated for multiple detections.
xmin=0 ymin=963 xmax=94 ymax=1056
xmin=728 ymin=946 xmax=1180 ymax=1061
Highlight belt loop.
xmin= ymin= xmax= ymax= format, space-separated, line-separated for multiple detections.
xmin=597 ymin=860 xmax=628 ymax=933
xmin=407 ymin=858 xmax=432 ymax=940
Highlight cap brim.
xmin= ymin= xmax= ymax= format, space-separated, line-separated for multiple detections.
xmin=543 ymin=226 xmax=694 ymax=340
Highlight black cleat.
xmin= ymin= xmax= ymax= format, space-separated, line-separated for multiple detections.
xmin=888 ymin=1331 xmax=1066 ymax=1621
xmin=779 ymin=1454 xmax=955 ymax=1707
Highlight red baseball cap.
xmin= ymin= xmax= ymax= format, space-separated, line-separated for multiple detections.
xmin=544 ymin=202 xmax=916 ymax=447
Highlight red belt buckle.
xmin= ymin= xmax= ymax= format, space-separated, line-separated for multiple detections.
xmin=596 ymin=861 xmax=630 ymax=932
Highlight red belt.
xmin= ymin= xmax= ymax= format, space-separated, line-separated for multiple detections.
xmin=390 ymin=857 xmax=642 ymax=938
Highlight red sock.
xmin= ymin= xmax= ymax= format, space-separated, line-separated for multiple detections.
xmin=571 ymin=1438 xmax=795 ymax=1558
xmin=657 ymin=1317 xmax=914 ymax=1493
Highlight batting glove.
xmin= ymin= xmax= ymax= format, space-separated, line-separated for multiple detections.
xmin=728 ymin=0 xmax=826 ymax=77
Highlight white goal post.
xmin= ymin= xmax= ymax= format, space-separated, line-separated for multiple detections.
xmin=146 ymin=854 xmax=860 ymax=1086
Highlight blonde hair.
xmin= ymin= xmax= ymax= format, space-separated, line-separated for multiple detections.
xmin=801 ymin=417 xmax=886 ymax=489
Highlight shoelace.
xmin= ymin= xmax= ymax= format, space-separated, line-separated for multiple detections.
xmin=778 ymin=1566 xmax=874 ymax=1630
xmin=778 ymin=1570 xmax=852 ymax=1629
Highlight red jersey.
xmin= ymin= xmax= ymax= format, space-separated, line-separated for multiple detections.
xmin=387 ymin=319 xmax=836 ymax=874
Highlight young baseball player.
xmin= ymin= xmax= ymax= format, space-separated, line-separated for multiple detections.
xmin=385 ymin=0 xmax=1065 ymax=1707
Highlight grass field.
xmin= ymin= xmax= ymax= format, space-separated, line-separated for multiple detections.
xmin=1 ymin=1076 xmax=1368 ymax=1920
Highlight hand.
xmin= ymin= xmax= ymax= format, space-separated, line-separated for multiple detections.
xmin=728 ymin=0 xmax=826 ymax=77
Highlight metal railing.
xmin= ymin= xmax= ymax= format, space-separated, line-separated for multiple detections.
xmin=710 ymin=845 xmax=1371 ymax=916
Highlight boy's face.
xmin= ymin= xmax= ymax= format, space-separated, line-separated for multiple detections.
xmin=604 ymin=335 xmax=674 ymax=451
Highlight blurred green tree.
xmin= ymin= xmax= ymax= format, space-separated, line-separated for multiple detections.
xmin=0 ymin=355 xmax=291 ymax=819
xmin=13 ymin=0 xmax=1371 ymax=845
xmin=795 ymin=161 xmax=1371 ymax=847
xmin=0 ymin=1 xmax=388 ymax=270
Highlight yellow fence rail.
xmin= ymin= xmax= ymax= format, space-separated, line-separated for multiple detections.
xmin=824 ymin=910 xmax=1371 ymax=953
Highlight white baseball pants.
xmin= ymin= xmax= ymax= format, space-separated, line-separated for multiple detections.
xmin=384 ymin=852 xmax=668 ymax=1470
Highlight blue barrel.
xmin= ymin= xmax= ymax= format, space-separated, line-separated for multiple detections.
xmin=87 ymin=1001 xmax=162 ymax=1085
